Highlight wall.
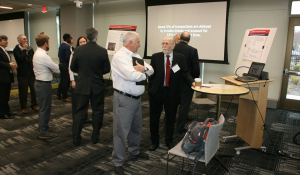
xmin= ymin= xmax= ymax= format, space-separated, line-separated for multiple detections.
xmin=94 ymin=0 xmax=147 ymax=79
xmin=29 ymin=9 xmax=59 ymax=64
xmin=203 ymin=0 xmax=289 ymax=103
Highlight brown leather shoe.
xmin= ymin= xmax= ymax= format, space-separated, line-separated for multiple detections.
xmin=62 ymin=98 xmax=72 ymax=102
xmin=56 ymin=96 xmax=62 ymax=100
xmin=32 ymin=106 xmax=39 ymax=111
xmin=21 ymin=108 xmax=28 ymax=114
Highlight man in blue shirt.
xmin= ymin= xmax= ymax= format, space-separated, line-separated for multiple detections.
xmin=56 ymin=33 xmax=72 ymax=102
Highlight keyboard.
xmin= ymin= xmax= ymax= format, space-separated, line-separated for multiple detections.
xmin=234 ymin=76 xmax=258 ymax=82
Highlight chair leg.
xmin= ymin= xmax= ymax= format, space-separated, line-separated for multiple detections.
xmin=166 ymin=153 xmax=169 ymax=175
xmin=205 ymin=164 xmax=207 ymax=175
xmin=182 ymin=157 xmax=184 ymax=170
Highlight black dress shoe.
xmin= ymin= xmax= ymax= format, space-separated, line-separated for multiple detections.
xmin=177 ymin=128 xmax=188 ymax=134
xmin=92 ymin=139 xmax=99 ymax=144
xmin=166 ymin=142 xmax=174 ymax=150
xmin=84 ymin=119 xmax=92 ymax=124
xmin=130 ymin=152 xmax=149 ymax=160
xmin=114 ymin=166 xmax=124 ymax=175
xmin=73 ymin=139 xmax=81 ymax=146
xmin=149 ymin=144 xmax=159 ymax=151
xmin=7 ymin=112 xmax=17 ymax=116
xmin=0 ymin=114 xmax=14 ymax=119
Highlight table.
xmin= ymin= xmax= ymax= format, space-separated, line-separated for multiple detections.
xmin=192 ymin=84 xmax=249 ymax=120
xmin=220 ymin=76 xmax=274 ymax=153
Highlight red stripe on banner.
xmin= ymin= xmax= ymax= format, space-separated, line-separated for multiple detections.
xmin=109 ymin=25 xmax=137 ymax=30
xmin=249 ymin=30 xmax=270 ymax=34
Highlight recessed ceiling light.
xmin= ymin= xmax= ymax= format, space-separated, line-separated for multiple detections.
xmin=0 ymin=6 xmax=13 ymax=9
xmin=28 ymin=4 xmax=32 ymax=6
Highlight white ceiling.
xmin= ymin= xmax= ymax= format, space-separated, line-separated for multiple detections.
xmin=0 ymin=0 xmax=117 ymax=14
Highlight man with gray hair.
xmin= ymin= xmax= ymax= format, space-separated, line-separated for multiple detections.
xmin=111 ymin=31 xmax=154 ymax=174
xmin=70 ymin=27 xmax=110 ymax=146
xmin=13 ymin=34 xmax=39 ymax=114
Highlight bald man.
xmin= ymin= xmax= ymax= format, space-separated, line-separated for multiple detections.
xmin=174 ymin=31 xmax=200 ymax=134
xmin=148 ymin=37 xmax=195 ymax=151
xmin=174 ymin=33 xmax=181 ymax=44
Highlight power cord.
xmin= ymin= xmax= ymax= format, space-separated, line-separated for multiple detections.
xmin=245 ymin=82 xmax=300 ymax=161
xmin=235 ymin=66 xmax=250 ymax=77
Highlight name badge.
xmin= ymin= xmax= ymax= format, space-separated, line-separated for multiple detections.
xmin=172 ymin=64 xmax=180 ymax=73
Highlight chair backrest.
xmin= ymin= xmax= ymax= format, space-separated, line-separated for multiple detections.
xmin=203 ymin=114 xmax=225 ymax=163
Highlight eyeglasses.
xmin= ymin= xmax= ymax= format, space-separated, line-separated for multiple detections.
xmin=161 ymin=42 xmax=171 ymax=46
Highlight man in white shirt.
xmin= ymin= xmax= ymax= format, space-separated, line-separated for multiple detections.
xmin=33 ymin=34 xmax=59 ymax=139
xmin=111 ymin=32 xmax=154 ymax=175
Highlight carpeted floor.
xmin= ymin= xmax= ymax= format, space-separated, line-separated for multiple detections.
xmin=0 ymin=86 xmax=299 ymax=175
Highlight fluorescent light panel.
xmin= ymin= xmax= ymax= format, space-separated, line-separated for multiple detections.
xmin=0 ymin=6 xmax=13 ymax=9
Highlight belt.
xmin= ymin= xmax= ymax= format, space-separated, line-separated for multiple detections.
xmin=59 ymin=63 xmax=68 ymax=65
xmin=114 ymin=89 xmax=140 ymax=99
xmin=36 ymin=80 xmax=51 ymax=83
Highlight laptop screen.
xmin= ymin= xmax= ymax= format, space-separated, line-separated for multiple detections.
xmin=248 ymin=62 xmax=265 ymax=77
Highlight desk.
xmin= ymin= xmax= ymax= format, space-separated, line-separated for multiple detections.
xmin=221 ymin=76 xmax=274 ymax=152
xmin=192 ymin=84 xmax=249 ymax=120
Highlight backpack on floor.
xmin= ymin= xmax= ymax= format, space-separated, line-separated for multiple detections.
xmin=181 ymin=118 xmax=219 ymax=162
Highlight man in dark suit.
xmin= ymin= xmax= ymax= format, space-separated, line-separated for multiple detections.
xmin=57 ymin=33 xmax=72 ymax=102
xmin=148 ymin=37 xmax=195 ymax=151
xmin=70 ymin=27 xmax=110 ymax=146
xmin=0 ymin=35 xmax=18 ymax=119
xmin=13 ymin=34 xmax=39 ymax=114
xmin=174 ymin=32 xmax=200 ymax=133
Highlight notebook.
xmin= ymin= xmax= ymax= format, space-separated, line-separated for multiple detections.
xmin=235 ymin=62 xmax=265 ymax=82
xmin=132 ymin=56 xmax=147 ymax=85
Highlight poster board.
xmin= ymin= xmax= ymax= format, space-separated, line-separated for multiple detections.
xmin=234 ymin=28 xmax=277 ymax=74
xmin=105 ymin=25 xmax=137 ymax=55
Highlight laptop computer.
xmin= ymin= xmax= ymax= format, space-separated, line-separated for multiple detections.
xmin=235 ymin=62 xmax=265 ymax=82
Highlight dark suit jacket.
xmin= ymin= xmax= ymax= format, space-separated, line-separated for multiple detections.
xmin=173 ymin=41 xmax=200 ymax=79
xmin=58 ymin=42 xmax=71 ymax=64
xmin=148 ymin=52 xmax=194 ymax=104
xmin=70 ymin=42 xmax=111 ymax=95
xmin=13 ymin=45 xmax=35 ymax=77
xmin=0 ymin=48 xmax=14 ymax=83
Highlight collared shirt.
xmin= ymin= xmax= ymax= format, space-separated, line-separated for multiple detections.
xmin=111 ymin=46 xmax=154 ymax=96
xmin=164 ymin=51 xmax=173 ymax=86
xmin=68 ymin=52 xmax=78 ymax=81
xmin=33 ymin=47 xmax=59 ymax=81
xmin=0 ymin=46 xmax=10 ymax=62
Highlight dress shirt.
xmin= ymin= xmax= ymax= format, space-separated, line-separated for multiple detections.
xmin=112 ymin=46 xmax=154 ymax=96
xmin=0 ymin=46 xmax=10 ymax=62
xmin=33 ymin=47 xmax=59 ymax=81
xmin=68 ymin=52 xmax=78 ymax=81
xmin=164 ymin=51 xmax=173 ymax=86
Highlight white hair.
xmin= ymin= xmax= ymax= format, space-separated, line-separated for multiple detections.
xmin=17 ymin=34 xmax=25 ymax=41
xmin=123 ymin=32 xmax=139 ymax=46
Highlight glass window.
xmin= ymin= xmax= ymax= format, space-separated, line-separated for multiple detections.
xmin=291 ymin=1 xmax=300 ymax=15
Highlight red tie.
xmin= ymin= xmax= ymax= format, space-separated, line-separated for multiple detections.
xmin=165 ymin=55 xmax=170 ymax=87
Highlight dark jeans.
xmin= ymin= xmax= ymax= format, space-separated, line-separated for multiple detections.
xmin=0 ymin=82 xmax=11 ymax=115
xmin=150 ymin=87 xmax=178 ymax=144
xmin=35 ymin=81 xmax=52 ymax=134
xmin=17 ymin=76 xmax=38 ymax=109
xmin=57 ymin=63 xmax=70 ymax=99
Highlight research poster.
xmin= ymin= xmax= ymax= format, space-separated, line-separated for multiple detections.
xmin=234 ymin=28 xmax=277 ymax=74
xmin=105 ymin=25 xmax=137 ymax=55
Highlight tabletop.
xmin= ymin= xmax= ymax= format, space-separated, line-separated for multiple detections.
xmin=192 ymin=84 xmax=250 ymax=96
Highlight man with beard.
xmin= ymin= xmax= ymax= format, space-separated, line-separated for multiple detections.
xmin=148 ymin=37 xmax=195 ymax=151
xmin=33 ymin=34 xmax=59 ymax=139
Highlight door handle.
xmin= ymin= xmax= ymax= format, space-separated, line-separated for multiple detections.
xmin=284 ymin=68 xmax=300 ymax=75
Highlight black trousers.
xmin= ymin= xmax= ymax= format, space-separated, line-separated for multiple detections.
xmin=57 ymin=63 xmax=70 ymax=99
xmin=0 ymin=82 xmax=11 ymax=115
xmin=71 ymin=76 xmax=88 ymax=121
xmin=149 ymin=87 xmax=179 ymax=144
xmin=177 ymin=82 xmax=194 ymax=129
xmin=72 ymin=91 xmax=105 ymax=143
xmin=17 ymin=76 xmax=38 ymax=109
